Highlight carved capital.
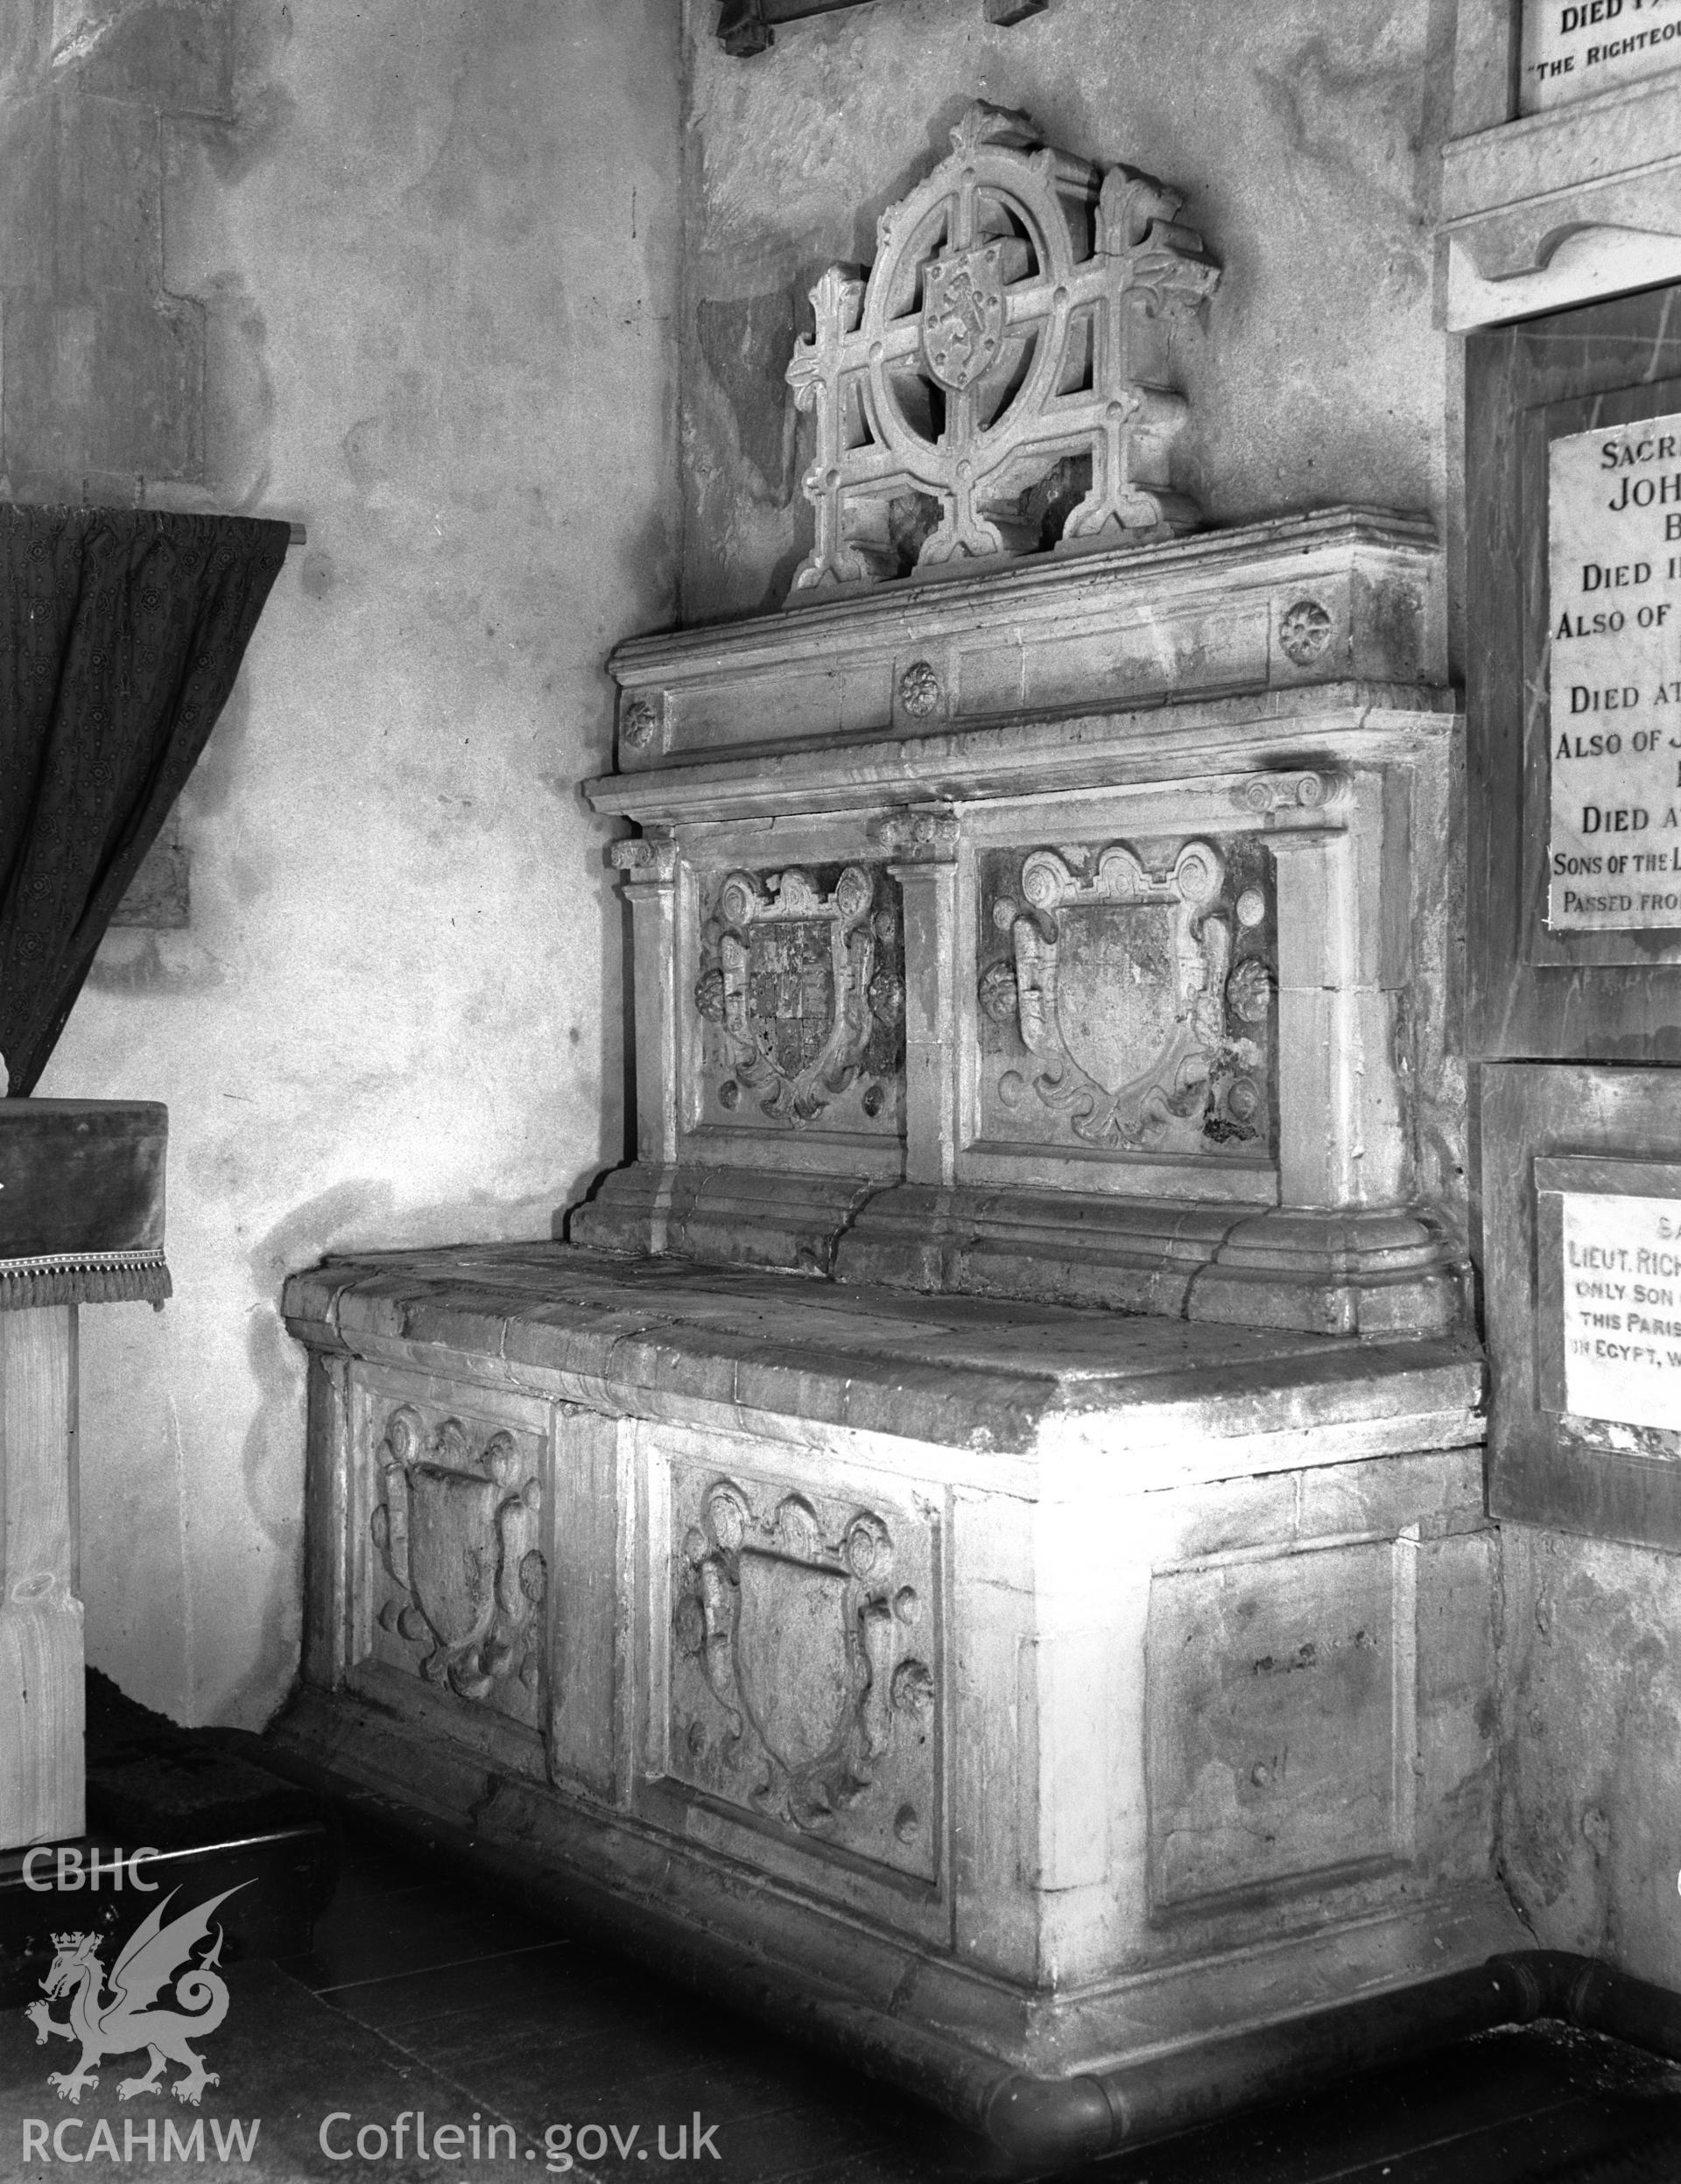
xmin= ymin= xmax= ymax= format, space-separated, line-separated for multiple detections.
xmin=873 ymin=807 xmax=960 ymax=862
xmin=1236 ymin=771 xmax=1350 ymax=818
xmin=610 ymin=834 xmax=680 ymax=882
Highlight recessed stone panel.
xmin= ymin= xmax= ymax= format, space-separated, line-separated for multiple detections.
xmin=358 ymin=1389 xmax=547 ymax=1736
xmin=1146 ymin=1541 xmax=1404 ymax=1913
xmin=665 ymin=1463 xmax=939 ymax=1885
xmin=690 ymin=860 xmax=906 ymax=1137
xmin=973 ymin=832 xmax=1277 ymax=1163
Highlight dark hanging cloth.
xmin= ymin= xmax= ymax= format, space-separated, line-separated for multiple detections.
xmin=0 ymin=507 xmax=289 ymax=1099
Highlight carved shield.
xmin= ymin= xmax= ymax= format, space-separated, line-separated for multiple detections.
xmin=735 ymin=1551 xmax=853 ymax=1771
xmin=407 ymin=1464 xmax=502 ymax=1650
xmin=1056 ymin=904 xmax=1178 ymax=1096
xmin=749 ymin=921 xmax=834 ymax=1079
xmin=921 ymin=243 xmax=1007 ymax=392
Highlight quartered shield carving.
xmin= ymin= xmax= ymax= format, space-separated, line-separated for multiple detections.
xmin=671 ymin=1479 xmax=936 ymax=1877
xmin=695 ymin=865 xmax=904 ymax=1127
xmin=921 ymin=242 xmax=1009 ymax=391
xmin=1002 ymin=840 xmax=1233 ymax=1151
xmin=369 ymin=1405 xmax=545 ymax=1714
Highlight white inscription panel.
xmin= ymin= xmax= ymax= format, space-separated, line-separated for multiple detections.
xmin=1548 ymin=408 xmax=1681 ymax=931
xmin=1562 ymin=1192 xmax=1681 ymax=1429
xmin=1522 ymin=0 xmax=1681 ymax=112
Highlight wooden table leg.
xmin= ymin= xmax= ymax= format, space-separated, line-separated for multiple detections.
xmin=0 ymin=1306 xmax=83 ymax=1849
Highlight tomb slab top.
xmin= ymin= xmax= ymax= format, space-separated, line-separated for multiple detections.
xmin=284 ymin=1245 xmax=1482 ymax=1474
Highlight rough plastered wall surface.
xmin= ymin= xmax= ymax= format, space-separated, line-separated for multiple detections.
xmin=680 ymin=0 xmax=1457 ymax=621
xmin=1500 ymin=1528 xmax=1681 ymax=1988
xmin=9 ymin=0 xmax=679 ymax=1724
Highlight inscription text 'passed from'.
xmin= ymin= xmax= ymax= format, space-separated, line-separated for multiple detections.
xmin=1548 ymin=407 xmax=1681 ymax=933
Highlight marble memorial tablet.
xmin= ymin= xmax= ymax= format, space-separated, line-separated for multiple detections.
xmin=1547 ymin=406 xmax=1681 ymax=931
xmin=1521 ymin=0 xmax=1681 ymax=112
xmin=1561 ymin=1190 xmax=1681 ymax=1429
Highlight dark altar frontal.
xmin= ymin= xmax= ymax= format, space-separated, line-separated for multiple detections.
xmin=278 ymin=501 xmax=1527 ymax=2160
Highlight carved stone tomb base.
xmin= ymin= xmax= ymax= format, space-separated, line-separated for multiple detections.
xmin=280 ymin=1246 xmax=1520 ymax=2158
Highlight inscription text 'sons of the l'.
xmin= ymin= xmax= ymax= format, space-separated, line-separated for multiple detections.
xmin=693 ymin=864 xmax=904 ymax=1128
xmin=669 ymin=1476 xmax=939 ymax=1883
xmin=369 ymin=1404 xmax=546 ymax=1725
xmin=974 ymin=836 xmax=1276 ymax=1157
xmin=784 ymin=102 xmax=1220 ymax=600
xmin=1560 ymin=1190 xmax=1681 ymax=1433
xmin=1548 ymin=407 xmax=1681 ymax=932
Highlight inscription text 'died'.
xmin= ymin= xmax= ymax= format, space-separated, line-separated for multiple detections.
xmin=1521 ymin=0 xmax=1681 ymax=112
xmin=1548 ymin=407 xmax=1681 ymax=932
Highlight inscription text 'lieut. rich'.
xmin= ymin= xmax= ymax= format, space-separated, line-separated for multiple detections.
xmin=1561 ymin=1190 xmax=1681 ymax=1431
xmin=1547 ymin=409 xmax=1681 ymax=932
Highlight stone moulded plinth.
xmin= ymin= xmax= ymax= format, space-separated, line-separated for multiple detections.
xmin=278 ymin=1246 xmax=1521 ymax=2158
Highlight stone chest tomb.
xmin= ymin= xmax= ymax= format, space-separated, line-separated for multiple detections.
xmin=279 ymin=108 xmax=1522 ymax=2162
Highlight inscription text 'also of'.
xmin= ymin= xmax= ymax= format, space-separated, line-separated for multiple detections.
xmin=1547 ymin=408 xmax=1681 ymax=933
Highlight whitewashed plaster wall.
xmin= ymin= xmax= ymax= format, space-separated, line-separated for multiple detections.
xmin=680 ymin=0 xmax=1461 ymax=629
xmin=34 ymin=0 xmax=681 ymax=1726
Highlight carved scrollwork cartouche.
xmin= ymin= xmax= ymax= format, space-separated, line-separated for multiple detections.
xmin=673 ymin=1478 xmax=934 ymax=1840
xmin=1237 ymin=769 xmax=1348 ymax=818
xmin=872 ymin=806 xmax=960 ymax=861
xmin=610 ymin=834 xmax=680 ymax=882
xmin=977 ymin=835 xmax=1277 ymax=1155
xmin=693 ymin=862 xmax=904 ymax=1127
xmin=370 ymin=1405 xmax=546 ymax=1710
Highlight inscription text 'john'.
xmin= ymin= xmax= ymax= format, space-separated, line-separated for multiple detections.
xmin=1548 ymin=407 xmax=1681 ymax=932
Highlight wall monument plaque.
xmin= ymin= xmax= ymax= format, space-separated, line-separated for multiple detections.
xmin=1548 ymin=406 xmax=1681 ymax=931
xmin=1521 ymin=0 xmax=1681 ymax=112
xmin=1558 ymin=1190 xmax=1681 ymax=1429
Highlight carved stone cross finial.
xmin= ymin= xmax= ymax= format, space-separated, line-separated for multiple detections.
xmin=784 ymin=103 xmax=1219 ymax=600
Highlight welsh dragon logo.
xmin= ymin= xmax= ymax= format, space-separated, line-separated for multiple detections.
xmin=26 ymin=1884 xmax=248 ymax=2106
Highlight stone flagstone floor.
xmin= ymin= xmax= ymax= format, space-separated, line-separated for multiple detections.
xmin=8 ymin=1799 xmax=1681 ymax=2182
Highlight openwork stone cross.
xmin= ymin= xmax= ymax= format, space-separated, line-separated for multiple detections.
xmin=785 ymin=102 xmax=1220 ymax=600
